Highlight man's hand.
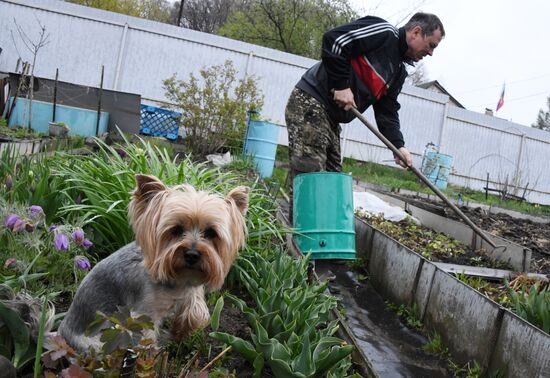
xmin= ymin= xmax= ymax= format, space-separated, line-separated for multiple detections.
xmin=394 ymin=147 xmax=412 ymax=168
xmin=333 ymin=88 xmax=356 ymax=110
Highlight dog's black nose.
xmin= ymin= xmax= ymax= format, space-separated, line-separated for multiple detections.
xmin=184 ymin=250 xmax=201 ymax=265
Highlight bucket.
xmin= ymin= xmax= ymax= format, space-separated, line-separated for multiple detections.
xmin=243 ymin=120 xmax=279 ymax=178
xmin=421 ymin=152 xmax=453 ymax=190
xmin=293 ymin=172 xmax=356 ymax=260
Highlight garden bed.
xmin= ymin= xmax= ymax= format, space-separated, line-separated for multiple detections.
xmin=1 ymin=138 xmax=362 ymax=377
xmin=354 ymin=189 xmax=548 ymax=323
xmin=354 ymin=215 xmax=550 ymax=377
xmin=354 ymin=211 xmax=513 ymax=271
xmin=437 ymin=202 xmax=549 ymax=274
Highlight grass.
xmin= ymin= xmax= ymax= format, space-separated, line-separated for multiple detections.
xmin=0 ymin=123 xmax=42 ymax=139
xmin=273 ymin=145 xmax=550 ymax=217
xmin=456 ymin=187 xmax=550 ymax=217
xmin=343 ymin=157 xmax=422 ymax=191
xmin=423 ymin=332 xmax=448 ymax=356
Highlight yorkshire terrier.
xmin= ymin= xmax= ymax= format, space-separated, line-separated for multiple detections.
xmin=58 ymin=174 xmax=249 ymax=352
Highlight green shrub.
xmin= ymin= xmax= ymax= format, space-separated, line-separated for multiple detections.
xmin=163 ymin=60 xmax=263 ymax=159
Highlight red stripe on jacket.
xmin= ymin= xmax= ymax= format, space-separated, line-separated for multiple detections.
xmin=350 ymin=55 xmax=388 ymax=100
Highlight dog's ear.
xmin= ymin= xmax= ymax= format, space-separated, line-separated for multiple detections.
xmin=226 ymin=186 xmax=249 ymax=216
xmin=134 ymin=174 xmax=167 ymax=201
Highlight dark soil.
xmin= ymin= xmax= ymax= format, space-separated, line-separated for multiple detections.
xmin=398 ymin=194 xmax=550 ymax=275
xmin=357 ymin=211 xmax=514 ymax=271
xmin=447 ymin=206 xmax=550 ymax=275
xmin=195 ymin=304 xmax=261 ymax=377
xmin=167 ymin=285 xmax=270 ymax=378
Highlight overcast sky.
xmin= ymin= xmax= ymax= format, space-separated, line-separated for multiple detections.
xmin=350 ymin=0 xmax=550 ymax=127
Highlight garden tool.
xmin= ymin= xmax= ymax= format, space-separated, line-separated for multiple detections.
xmin=350 ymin=107 xmax=506 ymax=252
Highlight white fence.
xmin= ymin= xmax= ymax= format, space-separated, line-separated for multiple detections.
xmin=2 ymin=0 xmax=550 ymax=204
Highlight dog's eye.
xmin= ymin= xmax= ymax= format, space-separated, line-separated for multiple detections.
xmin=203 ymin=228 xmax=217 ymax=240
xmin=171 ymin=225 xmax=185 ymax=237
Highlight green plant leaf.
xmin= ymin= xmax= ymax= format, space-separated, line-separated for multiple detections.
xmin=85 ymin=312 xmax=110 ymax=336
xmin=0 ymin=302 xmax=31 ymax=368
xmin=210 ymin=296 xmax=224 ymax=332
xmin=0 ymin=342 xmax=11 ymax=359
xmin=312 ymin=337 xmax=346 ymax=361
xmin=33 ymin=296 xmax=49 ymax=378
xmin=291 ymin=334 xmax=314 ymax=376
xmin=209 ymin=332 xmax=260 ymax=364
xmin=252 ymin=353 xmax=265 ymax=378
xmin=314 ymin=345 xmax=354 ymax=375
xmin=100 ymin=328 xmax=132 ymax=354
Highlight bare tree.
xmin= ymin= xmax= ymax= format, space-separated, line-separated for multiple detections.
xmin=532 ymin=95 xmax=550 ymax=131
xmin=406 ymin=61 xmax=428 ymax=86
xmin=361 ymin=0 xmax=428 ymax=25
xmin=11 ymin=18 xmax=50 ymax=130
xmin=171 ymin=0 xmax=245 ymax=33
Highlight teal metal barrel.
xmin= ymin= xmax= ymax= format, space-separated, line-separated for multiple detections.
xmin=421 ymin=152 xmax=453 ymax=191
xmin=293 ymin=172 xmax=356 ymax=260
xmin=243 ymin=120 xmax=279 ymax=178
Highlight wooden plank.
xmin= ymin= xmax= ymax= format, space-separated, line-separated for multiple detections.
xmin=432 ymin=262 xmax=548 ymax=282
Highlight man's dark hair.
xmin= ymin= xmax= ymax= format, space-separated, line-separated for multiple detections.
xmin=404 ymin=12 xmax=445 ymax=37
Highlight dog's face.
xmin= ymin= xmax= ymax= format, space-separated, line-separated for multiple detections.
xmin=128 ymin=174 xmax=249 ymax=290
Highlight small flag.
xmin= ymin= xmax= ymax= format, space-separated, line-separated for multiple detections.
xmin=496 ymin=82 xmax=505 ymax=112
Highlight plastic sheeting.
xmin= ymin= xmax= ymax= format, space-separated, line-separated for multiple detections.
xmin=353 ymin=191 xmax=418 ymax=223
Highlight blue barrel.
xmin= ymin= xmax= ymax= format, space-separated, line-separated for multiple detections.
xmin=243 ymin=120 xmax=279 ymax=178
xmin=293 ymin=172 xmax=356 ymax=260
xmin=421 ymin=152 xmax=453 ymax=190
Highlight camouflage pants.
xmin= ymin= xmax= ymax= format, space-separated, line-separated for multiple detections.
xmin=285 ymin=87 xmax=342 ymax=222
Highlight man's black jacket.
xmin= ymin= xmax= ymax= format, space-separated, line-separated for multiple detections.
xmin=296 ymin=16 xmax=411 ymax=149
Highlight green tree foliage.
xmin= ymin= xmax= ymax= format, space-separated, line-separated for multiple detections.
xmin=532 ymin=95 xmax=550 ymax=131
xmin=66 ymin=0 xmax=172 ymax=23
xmin=218 ymin=0 xmax=358 ymax=59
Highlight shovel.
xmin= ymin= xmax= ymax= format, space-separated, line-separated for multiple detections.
xmin=350 ymin=107 xmax=504 ymax=251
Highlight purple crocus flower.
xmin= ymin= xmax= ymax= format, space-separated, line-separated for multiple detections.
xmin=48 ymin=225 xmax=57 ymax=232
xmin=28 ymin=205 xmax=44 ymax=218
xmin=115 ymin=148 xmax=127 ymax=158
xmin=72 ymin=229 xmax=85 ymax=245
xmin=4 ymin=258 xmax=18 ymax=269
xmin=5 ymin=175 xmax=13 ymax=191
xmin=82 ymin=239 xmax=93 ymax=249
xmin=54 ymin=233 xmax=70 ymax=251
xmin=74 ymin=255 xmax=91 ymax=270
xmin=12 ymin=218 xmax=27 ymax=232
xmin=5 ymin=214 xmax=19 ymax=229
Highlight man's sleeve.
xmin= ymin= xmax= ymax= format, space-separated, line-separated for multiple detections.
xmin=372 ymin=83 xmax=405 ymax=149
xmin=321 ymin=17 xmax=397 ymax=91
